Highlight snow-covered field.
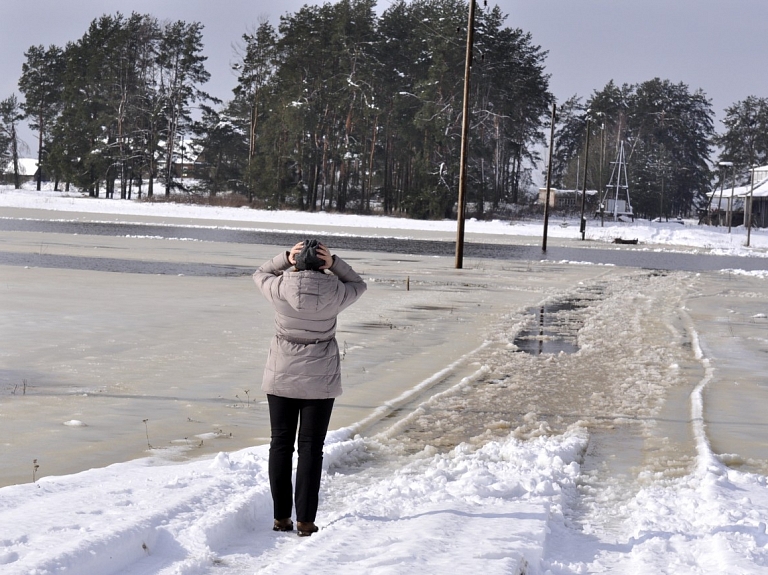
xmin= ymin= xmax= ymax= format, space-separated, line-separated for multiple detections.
xmin=1 ymin=186 xmax=768 ymax=574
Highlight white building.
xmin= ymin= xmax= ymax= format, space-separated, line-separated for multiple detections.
xmin=1 ymin=158 xmax=39 ymax=184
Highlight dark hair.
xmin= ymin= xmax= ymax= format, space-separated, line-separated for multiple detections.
xmin=295 ymin=239 xmax=324 ymax=271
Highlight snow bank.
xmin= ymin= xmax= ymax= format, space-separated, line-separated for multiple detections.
xmin=0 ymin=428 xmax=588 ymax=574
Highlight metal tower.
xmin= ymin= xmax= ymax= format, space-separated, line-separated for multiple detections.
xmin=600 ymin=141 xmax=634 ymax=221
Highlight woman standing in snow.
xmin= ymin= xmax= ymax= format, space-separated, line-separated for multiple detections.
xmin=253 ymin=240 xmax=367 ymax=536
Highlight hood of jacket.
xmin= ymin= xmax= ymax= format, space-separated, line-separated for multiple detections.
xmin=281 ymin=270 xmax=339 ymax=313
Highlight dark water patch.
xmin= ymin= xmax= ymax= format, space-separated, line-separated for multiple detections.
xmin=539 ymin=300 xmax=587 ymax=314
xmin=356 ymin=321 xmax=398 ymax=330
xmin=2 ymin=217 xmax=767 ymax=272
xmin=513 ymin=300 xmax=589 ymax=356
xmin=513 ymin=334 xmax=580 ymax=356
xmin=0 ymin=251 xmax=253 ymax=277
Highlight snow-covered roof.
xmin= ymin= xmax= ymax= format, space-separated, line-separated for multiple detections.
xmin=707 ymin=175 xmax=768 ymax=199
xmin=538 ymin=188 xmax=599 ymax=196
xmin=1 ymin=158 xmax=38 ymax=176
xmin=707 ymin=184 xmax=750 ymax=199
xmin=747 ymin=178 xmax=768 ymax=198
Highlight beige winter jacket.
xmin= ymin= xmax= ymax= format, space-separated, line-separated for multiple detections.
xmin=253 ymin=251 xmax=367 ymax=399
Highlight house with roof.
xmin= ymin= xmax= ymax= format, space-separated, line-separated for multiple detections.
xmin=156 ymin=138 xmax=206 ymax=180
xmin=538 ymin=188 xmax=599 ymax=212
xmin=705 ymin=165 xmax=768 ymax=228
xmin=744 ymin=166 xmax=768 ymax=228
xmin=1 ymin=158 xmax=41 ymax=186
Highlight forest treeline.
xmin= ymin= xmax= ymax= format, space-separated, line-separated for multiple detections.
xmin=2 ymin=0 xmax=551 ymax=219
xmin=553 ymin=83 xmax=768 ymax=219
xmin=1 ymin=0 xmax=768 ymax=220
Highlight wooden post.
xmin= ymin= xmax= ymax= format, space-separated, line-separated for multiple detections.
xmin=747 ymin=167 xmax=756 ymax=247
xmin=455 ymin=0 xmax=476 ymax=269
xmin=542 ymin=102 xmax=556 ymax=252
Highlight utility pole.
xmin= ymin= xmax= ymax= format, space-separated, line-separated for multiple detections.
xmin=717 ymin=162 xmax=733 ymax=228
xmin=542 ymin=102 xmax=556 ymax=252
xmin=455 ymin=0 xmax=476 ymax=269
xmin=579 ymin=115 xmax=591 ymax=240
xmin=747 ymin=167 xmax=756 ymax=247
xmin=599 ymin=118 xmax=605 ymax=227
xmin=728 ymin=165 xmax=735 ymax=233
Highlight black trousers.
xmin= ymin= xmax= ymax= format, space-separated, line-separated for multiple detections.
xmin=266 ymin=394 xmax=335 ymax=522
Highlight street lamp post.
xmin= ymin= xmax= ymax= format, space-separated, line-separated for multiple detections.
xmin=579 ymin=113 xmax=591 ymax=240
xmin=599 ymin=119 xmax=605 ymax=228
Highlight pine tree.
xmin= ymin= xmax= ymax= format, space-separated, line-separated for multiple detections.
xmin=157 ymin=20 xmax=214 ymax=195
xmin=553 ymin=79 xmax=713 ymax=219
xmin=192 ymin=104 xmax=247 ymax=196
xmin=472 ymin=5 xmax=550 ymax=209
xmin=715 ymin=96 xmax=768 ymax=184
xmin=42 ymin=14 xmax=213 ymax=198
xmin=233 ymin=21 xmax=277 ymax=201
xmin=627 ymin=79 xmax=713 ymax=218
xmin=18 ymin=44 xmax=65 ymax=191
xmin=0 ymin=95 xmax=25 ymax=189
xmin=551 ymin=96 xmax=587 ymax=189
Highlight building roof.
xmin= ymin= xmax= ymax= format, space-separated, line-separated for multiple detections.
xmin=707 ymin=174 xmax=768 ymax=199
xmin=538 ymin=188 xmax=599 ymax=196
xmin=2 ymin=158 xmax=38 ymax=176
xmin=746 ymin=178 xmax=768 ymax=198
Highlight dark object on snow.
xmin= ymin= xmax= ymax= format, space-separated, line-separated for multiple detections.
xmin=273 ymin=518 xmax=294 ymax=532
xmin=613 ymin=238 xmax=639 ymax=245
xmin=297 ymin=521 xmax=319 ymax=537
xmin=295 ymin=239 xmax=324 ymax=271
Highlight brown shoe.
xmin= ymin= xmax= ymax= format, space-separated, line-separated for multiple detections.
xmin=273 ymin=518 xmax=294 ymax=532
xmin=297 ymin=521 xmax=318 ymax=537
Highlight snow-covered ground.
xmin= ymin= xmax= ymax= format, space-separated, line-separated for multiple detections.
xmin=1 ymin=186 xmax=768 ymax=574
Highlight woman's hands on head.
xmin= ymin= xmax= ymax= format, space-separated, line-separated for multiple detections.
xmin=287 ymin=241 xmax=332 ymax=270
xmin=316 ymin=243 xmax=333 ymax=270
xmin=288 ymin=241 xmax=305 ymax=266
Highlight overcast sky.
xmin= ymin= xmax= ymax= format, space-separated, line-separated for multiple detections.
xmin=2 ymin=0 xmax=766 ymax=151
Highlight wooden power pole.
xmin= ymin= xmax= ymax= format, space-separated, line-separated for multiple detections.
xmin=542 ymin=102 xmax=556 ymax=252
xmin=455 ymin=0 xmax=476 ymax=269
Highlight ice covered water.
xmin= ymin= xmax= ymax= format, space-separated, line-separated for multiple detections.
xmin=683 ymin=273 xmax=768 ymax=473
xmin=0 ymin=231 xmax=609 ymax=486
xmin=1 ymin=224 xmax=767 ymax=500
